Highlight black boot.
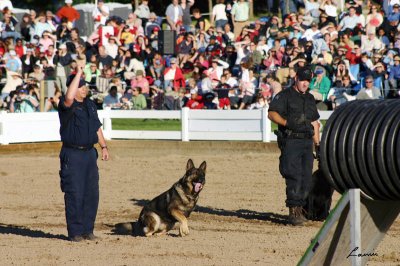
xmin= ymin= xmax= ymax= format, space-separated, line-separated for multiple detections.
xmin=288 ymin=206 xmax=307 ymax=226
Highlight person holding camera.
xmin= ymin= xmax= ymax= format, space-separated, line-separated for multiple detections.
xmin=10 ymin=87 xmax=39 ymax=113
xmin=327 ymin=75 xmax=354 ymax=109
xmin=45 ymin=89 xmax=62 ymax=112
xmin=54 ymin=43 xmax=73 ymax=93
xmin=268 ymin=69 xmax=320 ymax=226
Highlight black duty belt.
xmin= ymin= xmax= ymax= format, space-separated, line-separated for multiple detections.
xmin=275 ymin=130 xmax=313 ymax=139
xmin=63 ymin=143 xmax=94 ymax=151
xmin=286 ymin=132 xmax=313 ymax=139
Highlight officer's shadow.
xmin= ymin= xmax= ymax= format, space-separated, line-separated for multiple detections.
xmin=0 ymin=223 xmax=68 ymax=240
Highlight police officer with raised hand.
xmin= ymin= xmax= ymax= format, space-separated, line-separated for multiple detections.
xmin=268 ymin=69 xmax=320 ymax=226
xmin=58 ymin=61 xmax=110 ymax=242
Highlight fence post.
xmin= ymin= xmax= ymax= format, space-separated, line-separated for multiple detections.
xmin=0 ymin=111 xmax=9 ymax=145
xmin=102 ymin=107 xmax=112 ymax=140
xmin=40 ymin=80 xmax=45 ymax=112
xmin=350 ymin=189 xmax=362 ymax=266
xmin=262 ymin=107 xmax=271 ymax=142
xmin=181 ymin=107 xmax=189 ymax=142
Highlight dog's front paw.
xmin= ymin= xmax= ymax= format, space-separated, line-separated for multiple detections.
xmin=179 ymin=224 xmax=189 ymax=237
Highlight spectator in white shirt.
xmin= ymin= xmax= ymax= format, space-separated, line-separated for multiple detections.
xmin=304 ymin=0 xmax=320 ymax=21
xmin=301 ymin=22 xmax=321 ymax=41
xmin=256 ymin=36 xmax=269 ymax=57
xmin=338 ymin=6 xmax=364 ymax=32
xmin=165 ymin=0 xmax=183 ymax=31
xmin=212 ymin=0 xmax=228 ymax=29
xmin=103 ymin=36 xmax=121 ymax=59
xmin=361 ymin=29 xmax=384 ymax=54
xmin=92 ymin=0 xmax=110 ymax=30
xmin=0 ymin=0 xmax=13 ymax=12
xmin=207 ymin=58 xmax=230 ymax=88
xmin=134 ymin=0 xmax=150 ymax=28
xmin=320 ymin=0 xmax=337 ymax=24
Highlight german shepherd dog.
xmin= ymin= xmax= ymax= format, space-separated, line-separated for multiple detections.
xmin=129 ymin=159 xmax=206 ymax=237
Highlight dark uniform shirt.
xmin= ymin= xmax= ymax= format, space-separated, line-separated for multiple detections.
xmin=269 ymin=87 xmax=319 ymax=133
xmin=58 ymin=96 xmax=102 ymax=146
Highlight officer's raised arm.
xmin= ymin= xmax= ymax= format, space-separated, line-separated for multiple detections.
xmin=64 ymin=65 xmax=84 ymax=107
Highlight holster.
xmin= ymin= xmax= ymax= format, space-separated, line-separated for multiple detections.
xmin=274 ymin=130 xmax=286 ymax=150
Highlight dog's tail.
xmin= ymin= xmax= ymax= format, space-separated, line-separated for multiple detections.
xmin=113 ymin=221 xmax=145 ymax=237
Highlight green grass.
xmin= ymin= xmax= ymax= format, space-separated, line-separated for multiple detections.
xmin=112 ymin=119 xmax=181 ymax=131
xmin=112 ymin=119 xmax=326 ymax=132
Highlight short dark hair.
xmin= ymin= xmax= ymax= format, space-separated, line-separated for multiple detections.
xmin=365 ymin=75 xmax=374 ymax=81
xmin=71 ymin=28 xmax=80 ymax=35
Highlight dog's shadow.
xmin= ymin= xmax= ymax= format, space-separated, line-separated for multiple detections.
xmin=110 ymin=198 xmax=289 ymax=236
xmin=194 ymin=205 xmax=289 ymax=225
xmin=0 ymin=223 xmax=68 ymax=240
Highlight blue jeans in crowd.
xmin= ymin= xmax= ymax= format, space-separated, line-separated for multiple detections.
xmin=215 ymin=19 xmax=228 ymax=29
xmin=2 ymin=31 xmax=21 ymax=41
xmin=349 ymin=64 xmax=359 ymax=81
xmin=280 ymin=0 xmax=297 ymax=17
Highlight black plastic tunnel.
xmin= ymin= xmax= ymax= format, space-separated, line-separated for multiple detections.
xmin=320 ymin=99 xmax=400 ymax=200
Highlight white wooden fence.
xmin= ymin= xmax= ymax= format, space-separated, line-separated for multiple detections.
xmin=0 ymin=108 xmax=333 ymax=145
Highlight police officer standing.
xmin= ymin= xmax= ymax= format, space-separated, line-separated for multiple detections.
xmin=268 ymin=69 xmax=320 ymax=226
xmin=58 ymin=64 xmax=110 ymax=242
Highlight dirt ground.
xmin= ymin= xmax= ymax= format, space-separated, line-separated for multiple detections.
xmin=1 ymin=140 xmax=399 ymax=266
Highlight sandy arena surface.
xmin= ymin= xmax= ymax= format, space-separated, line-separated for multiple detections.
xmin=1 ymin=140 xmax=399 ymax=265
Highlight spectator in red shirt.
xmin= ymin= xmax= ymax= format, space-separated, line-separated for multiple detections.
xmin=15 ymin=38 xmax=25 ymax=58
xmin=345 ymin=44 xmax=362 ymax=81
xmin=56 ymin=0 xmax=80 ymax=24
xmin=185 ymin=89 xmax=204 ymax=109
xmin=163 ymin=57 xmax=185 ymax=91
xmin=242 ymin=20 xmax=261 ymax=41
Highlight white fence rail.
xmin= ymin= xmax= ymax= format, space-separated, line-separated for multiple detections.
xmin=0 ymin=108 xmax=333 ymax=145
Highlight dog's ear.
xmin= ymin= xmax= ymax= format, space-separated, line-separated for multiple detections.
xmin=186 ymin=159 xmax=195 ymax=171
xmin=199 ymin=161 xmax=207 ymax=173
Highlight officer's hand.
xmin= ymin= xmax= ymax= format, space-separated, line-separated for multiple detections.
xmin=76 ymin=60 xmax=85 ymax=73
xmin=314 ymin=144 xmax=320 ymax=161
xmin=102 ymin=148 xmax=110 ymax=161
xmin=285 ymin=116 xmax=297 ymax=130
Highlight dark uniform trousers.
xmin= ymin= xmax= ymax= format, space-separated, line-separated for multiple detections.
xmin=279 ymin=137 xmax=314 ymax=207
xmin=59 ymin=146 xmax=99 ymax=238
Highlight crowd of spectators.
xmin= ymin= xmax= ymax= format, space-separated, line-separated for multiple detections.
xmin=0 ymin=0 xmax=399 ymax=113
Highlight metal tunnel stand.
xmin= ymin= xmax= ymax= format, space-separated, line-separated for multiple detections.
xmin=298 ymin=189 xmax=400 ymax=266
